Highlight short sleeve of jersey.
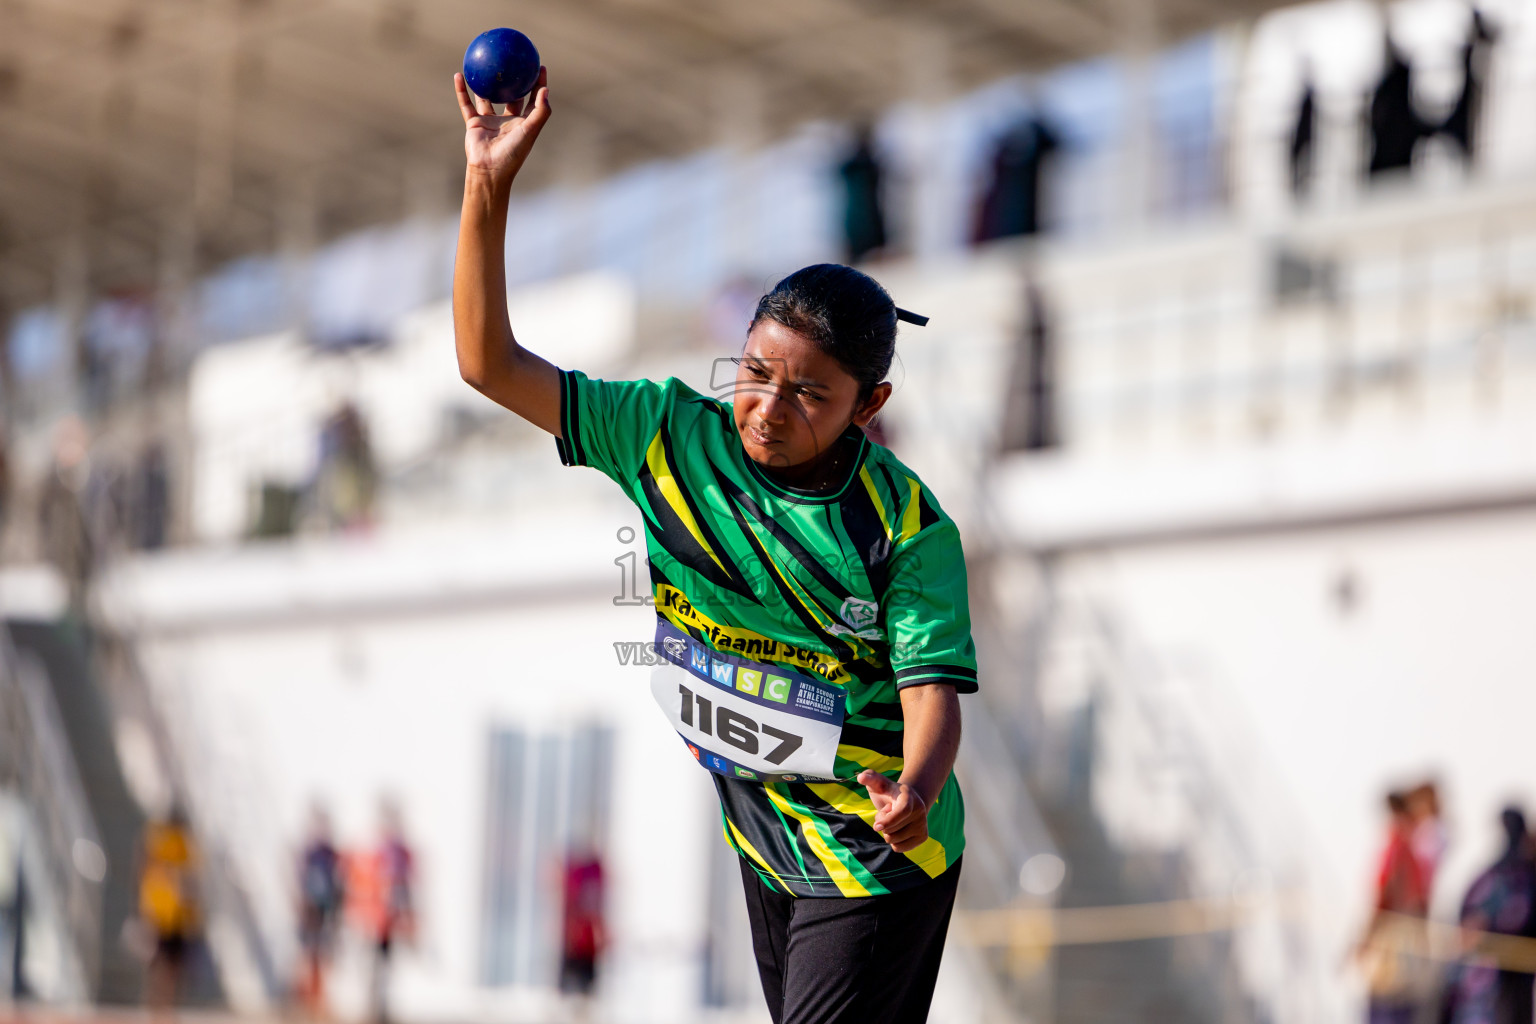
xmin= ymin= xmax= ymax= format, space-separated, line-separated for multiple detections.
xmin=554 ymin=369 xmax=675 ymax=485
xmin=884 ymin=521 xmax=979 ymax=693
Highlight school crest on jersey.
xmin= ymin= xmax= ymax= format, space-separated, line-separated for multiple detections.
xmin=827 ymin=596 xmax=882 ymax=640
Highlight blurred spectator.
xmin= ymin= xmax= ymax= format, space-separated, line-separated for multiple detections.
xmin=314 ymin=402 xmax=377 ymax=532
xmin=838 ymin=125 xmax=888 ymax=264
xmin=85 ymin=455 xmax=130 ymax=557
xmin=559 ymin=846 xmax=606 ymax=1001
xmin=138 ymin=806 xmax=200 ymax=1019
xmin=1409 ymin=781 xmax=1448 ymax=894
xmin=348 ymin=802 xmax=415 ymax=1024
xmin=1289 ymin=73 xmax=1317 ymax=200
xmin=0 ymin=431 xmax=12 ymax=546
xmin=1441 ymin=807 xmax=1536 ymax=1024
xmin=973 ymin=115 xmax=1058 ymax=244
xmin=998 ymin=278 xmax=1058 ymax=453
xmin=4 ymin=847 xmax=25 ymax=1000
xmin=38 ymin=418 xmax=94 ymax=613
xmin=1367 ymin=37 xmax=1429 ymax=179
xmin=1440 ymin=9 xmax=1498 ymax=166
xmin=1357 ymin=790 xmax=1433 ymax=1024
xmin=134 ymin=442 xmax=171 ymax=550
xmin=295 ymin=806 xmax=345 ymax=1018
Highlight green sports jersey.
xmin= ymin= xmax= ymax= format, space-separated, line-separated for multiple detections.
xmin=555 ymin=368 xmax=978 ymax=897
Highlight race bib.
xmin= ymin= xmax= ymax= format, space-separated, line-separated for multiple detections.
xmin=649 ymin=620 xmax=845 ymax=783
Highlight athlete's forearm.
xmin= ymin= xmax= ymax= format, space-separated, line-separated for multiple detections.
xmin=452 ymin=168 xmax=561 ymax=434
xmin=896 ymin=683 xmax=962 ymax=807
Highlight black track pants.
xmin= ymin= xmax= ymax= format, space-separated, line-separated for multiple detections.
xmin=738 ymin=856 xmax=962 ymax=1024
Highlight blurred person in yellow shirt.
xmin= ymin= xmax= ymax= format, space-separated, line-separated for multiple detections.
xmin=138 ymin=806 xmax=200 ymax=1017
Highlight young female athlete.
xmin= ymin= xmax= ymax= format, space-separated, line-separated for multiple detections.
xmin=453 ymin=67 xmax=978 ymax=1024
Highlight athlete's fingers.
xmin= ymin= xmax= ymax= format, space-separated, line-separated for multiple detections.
xmin=471 ymin=87 xmax=495 ymax=117
xmin=875 ymin=803 xmax=921 ymax=836
xmin=521 ymin=69 xmax=551 ymax=129
xmin=859 ymin=770 xmax=898 ymax=809
xmin=883 ymin=822 xmax=928 ymax=850
xmin=454 ymin=73 xmax=476 ymax=123
xmin=520 ymin=67 xmax=548 ymax=117
xmin=873 ymin=793 xmax=910 ymax=832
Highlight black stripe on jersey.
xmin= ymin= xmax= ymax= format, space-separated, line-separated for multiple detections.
xmin=850 ymin=696 xmax=904 ymax=723
xmin=708 ymin=464 xmax=854 ymax=602
xmin=915 ymin=485 xmax=943 ymax=533
xmin=657 ymin=423 xmax=755 ymax=592
xmin=792 ymin=783 xmax=934 ymax=886
xmin=685 ymin=393 xmax=735 ymax=424
xmin=713 ymin=776 xmax=836 ymax=895
xmin=836 ymin=656 xmax=895 ymax=696
xmin=713 ymin=487 xmax=858 ymax=666
xmin=894 ymin=664 xmax=979 ymax=692
xmin=877 ymin=462 xmax=905 ymax=525
xmin=637 ymin=430 xmax=757 ymax=602
xmin=837 ymin=475 xmax=894 ymax=598
xmin=838 ymin=721 xmax=905 ymax=758
xmin=561 ymin=370 xmax=588 ymax=467
xmin=555 ymin=371 xmax=576 ymax=466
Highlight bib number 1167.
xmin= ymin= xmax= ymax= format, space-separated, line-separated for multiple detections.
xmin=679 ymin=684 xmax=803 ymax=764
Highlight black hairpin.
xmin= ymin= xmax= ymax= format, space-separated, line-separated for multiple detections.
xmin=895 ymin=307 xmax=929 ymax=326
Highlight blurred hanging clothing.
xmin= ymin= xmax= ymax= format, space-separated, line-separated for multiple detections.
xmin=1440 ymin=10 xmax=1498 ymax=164
xmin=973 ymin=116 xmax=1059 ymax=244
xmin=1443 ymin=809 xmax=1536 ymax=1024
xmin=559 ymin=851 xmax=606 ymax=996
xmin=1367 ymin=39 xmax=1429 ymax=178
xmin=838 ymin=127 xmax=887 ymax=264
xmin=1289 ymin=79 xmax=1317 ymax=199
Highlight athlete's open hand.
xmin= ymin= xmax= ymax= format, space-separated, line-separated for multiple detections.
xmin=860 ymin=770 xmax=930 ymax=853
xmin=455 ymin=67 xmax=551 ymax=185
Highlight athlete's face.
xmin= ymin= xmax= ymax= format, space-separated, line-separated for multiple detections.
xmin=731 ymin=319 xmax=891 ymax=474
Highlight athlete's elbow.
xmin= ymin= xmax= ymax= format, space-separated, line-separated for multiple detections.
xmin=457 ymin=356 xmax=488 ymax=392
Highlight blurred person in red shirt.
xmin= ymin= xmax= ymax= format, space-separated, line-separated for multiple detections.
xmin=347 ymin=802 xmax=415 ymax=1024
xmin=1408 ymin=781 xmax=1448 ymax=895
xmin=559 ymin=847 xmax=606 ymax=1001
xmin=1357 ymin=791 xmax=1434 ymax=1024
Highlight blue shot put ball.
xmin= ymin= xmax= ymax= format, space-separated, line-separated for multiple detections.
xmin=463 ymin=28 xmax=540 ymax=105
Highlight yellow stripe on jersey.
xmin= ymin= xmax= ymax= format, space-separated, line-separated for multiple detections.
xmin=765 ymin=787 xmax=873 ymax=897
xmin=725 ymin=819 xmax=793 ymax=894
xmin=835 ymin=744 xmax=904 ymax=775
xmin=655 ymin=583 xmax=852 ymax=684
xmin=805 ymin=779 xmax=951 ymax=881
xmin=740 ymin=520 xmax=880 ymax=662
xmin=859 ymin=466 xmax=894 ymax=541
xmin=900 ymin=476 xmax=923 ymax=543
xmin=744 ymin=519 xmax=832 ymax=630
xmin=645 ymin=431 xmax=730 ymax=577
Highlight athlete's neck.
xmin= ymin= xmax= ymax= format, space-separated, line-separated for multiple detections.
xmin=756 ymin=428 xmax=860 ymax=492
